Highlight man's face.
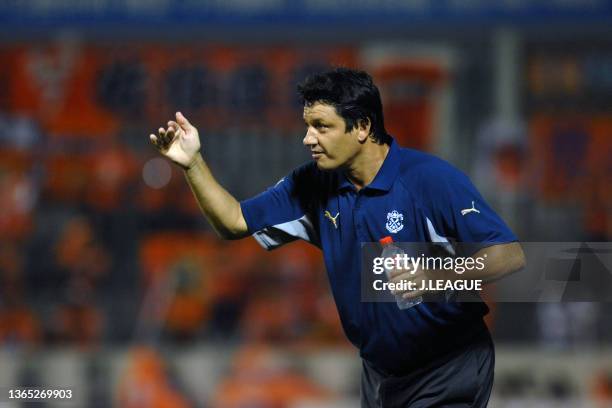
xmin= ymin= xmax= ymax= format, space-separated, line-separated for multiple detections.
xmin=302 ymin=102 xmax=363 ymax=170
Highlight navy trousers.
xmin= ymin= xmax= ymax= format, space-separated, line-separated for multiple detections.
xmin=360 ymin=330 xmax=495 ymax=407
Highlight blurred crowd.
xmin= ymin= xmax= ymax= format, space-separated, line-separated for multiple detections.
xmin=0 ymin=131 xmax=346 ymax=349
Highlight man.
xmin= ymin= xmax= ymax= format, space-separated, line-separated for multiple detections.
xmin=150 ymin=68 xmax=525 ymax=407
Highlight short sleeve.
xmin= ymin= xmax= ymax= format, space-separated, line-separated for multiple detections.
xmin=417 ymin=162 xmax=517 ymax=251
xmin=240 ymin=163 xmax=321 ymax=250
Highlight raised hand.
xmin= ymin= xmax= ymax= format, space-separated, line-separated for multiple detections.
xmin=150 ymin=112 xmax=201 ymax=169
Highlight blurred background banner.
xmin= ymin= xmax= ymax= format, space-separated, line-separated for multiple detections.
xmin=0 ymin=0 xmax=611 ymax=407
xmin=1 ymin=0 xmax=612 ymax=27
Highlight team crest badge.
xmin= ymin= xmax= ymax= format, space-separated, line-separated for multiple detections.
xmin=385 ymin=210 xmax=404 ymax=233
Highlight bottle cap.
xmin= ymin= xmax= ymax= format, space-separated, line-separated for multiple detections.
xmin=379 ymin=236 xmax=393 ymax=245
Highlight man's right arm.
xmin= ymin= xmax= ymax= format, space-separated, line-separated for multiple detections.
xmin=183 ymin=153 xmax=249 ymax=239
xmin=150 ymin=112 xmax=248 ymax=240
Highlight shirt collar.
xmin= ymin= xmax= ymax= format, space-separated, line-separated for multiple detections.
xmin=338 ymin=138 xmax=401 ymax=192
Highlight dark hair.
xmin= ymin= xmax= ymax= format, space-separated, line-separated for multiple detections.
xmin=297 ymin=67 xmax=391 ymax=144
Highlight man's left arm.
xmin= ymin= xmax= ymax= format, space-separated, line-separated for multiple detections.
xmin=393 ymin=162 xmax=526 ymax=300
xmin=390 ymin=242 xmax=525 ymax=300
xmin=459 ymin=242 xmax=526 ymax=283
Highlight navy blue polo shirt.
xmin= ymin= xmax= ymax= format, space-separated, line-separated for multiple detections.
xmin=240 ymin=139 xmax=516 ymax=374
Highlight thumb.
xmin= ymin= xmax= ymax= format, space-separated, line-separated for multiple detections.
xmin=175 ymin=112 xmax=193 ymax=130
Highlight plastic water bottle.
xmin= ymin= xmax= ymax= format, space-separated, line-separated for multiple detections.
xmin=379 ymin=236 xmax=422 ymax=309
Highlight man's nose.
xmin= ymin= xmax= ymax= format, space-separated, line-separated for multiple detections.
xmin=303 ymin=128 xmax=317 ymax=146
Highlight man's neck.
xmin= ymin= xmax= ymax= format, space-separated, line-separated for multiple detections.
xmin=345 ymin=142 xmax=390 ymax=191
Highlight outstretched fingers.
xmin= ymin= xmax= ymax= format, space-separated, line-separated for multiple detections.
xmin=164 ymin=127 xmax=175 ymax=145
xmin=150 ymin=133 xmax=159 ymax=147
xmin=150 ymin=114 xmax=189 ymax=151
xmin=150 ymin=127 xmax=165 ymax=148
xmin=167 ymin=120 xmax=183 ymax=137
xmin=175 ymin=111 xmax=192 ymax=131
xmin=150 ymin=126 xmax=174 ymax=150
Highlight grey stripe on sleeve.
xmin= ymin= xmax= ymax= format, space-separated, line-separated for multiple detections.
xmin=252 ymin=214 xmax=320 ymax=250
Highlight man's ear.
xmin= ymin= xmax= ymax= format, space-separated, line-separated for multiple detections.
xmin=356 ymin=118 xmax=371 ymax=143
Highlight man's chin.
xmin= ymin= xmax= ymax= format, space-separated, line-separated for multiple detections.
xmin=314 ymin=158 xmax=337 ymax=171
